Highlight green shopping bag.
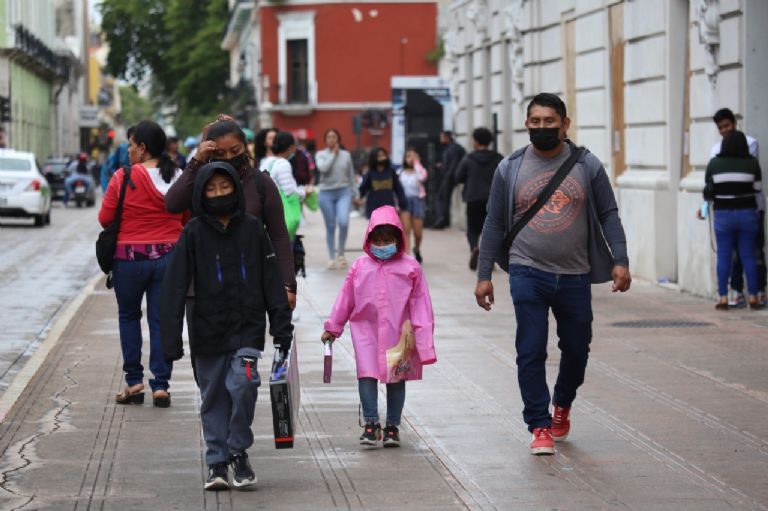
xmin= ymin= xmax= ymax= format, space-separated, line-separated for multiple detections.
xmin=304 ymin=190 xmax=319 ymax=212
xmin=281 ymin=191 xmax=302 ymax=240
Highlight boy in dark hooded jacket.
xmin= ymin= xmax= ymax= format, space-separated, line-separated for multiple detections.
xmin=161 ymin=161 xmax=293 ymax=491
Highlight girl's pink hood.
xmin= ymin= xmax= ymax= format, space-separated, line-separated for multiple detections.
xmin=363 ymin=205 xmax=408 ymax=258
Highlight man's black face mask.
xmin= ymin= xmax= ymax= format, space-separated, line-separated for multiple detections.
xmin=528 ymin=127 xmax=562 ymax=151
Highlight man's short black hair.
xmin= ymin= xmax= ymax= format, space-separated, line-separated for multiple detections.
xmin=713 ymin=108 xmax=736 ymax=125
xmin=472 ymin=127 xmax=493 ymax=146
xmin=441 ymin=130 xmax=454 ymax=140
xmin=526 ymin=93 xmax=567 ymax=120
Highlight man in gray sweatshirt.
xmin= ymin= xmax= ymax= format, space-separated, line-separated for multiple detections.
xmin=473 ymin=93 xmax=631 ymax=456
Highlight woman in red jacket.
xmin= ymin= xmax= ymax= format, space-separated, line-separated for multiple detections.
xmin=99 ymin=120 xmax=187 ymax=407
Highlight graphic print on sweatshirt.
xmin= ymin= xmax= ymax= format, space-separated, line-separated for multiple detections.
xmin=515 ymin=171 xmax=585 ymax=234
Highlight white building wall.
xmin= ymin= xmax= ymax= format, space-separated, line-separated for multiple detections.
xmin=444 ymin=0 xmax=764 ymax=297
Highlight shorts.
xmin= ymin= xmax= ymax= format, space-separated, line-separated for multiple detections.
xmin=406 ymin=196 xmax=425 ymax=219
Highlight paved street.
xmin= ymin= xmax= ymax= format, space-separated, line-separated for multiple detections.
xmin=0 ymin=201 xmax=103 ymax=395
xmin=0 ymin=210 xmax=766 ymax=510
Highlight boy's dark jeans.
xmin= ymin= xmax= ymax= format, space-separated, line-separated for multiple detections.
xmin=730 ymin=211 xmax=767 ymax=293
xmin=466 ymin=200 xmax=488 ymax=250
xmin=195 ymin=348 xmax=261 ymax=465
xmin=112 ymin=254 xmax=173 ymax=392
xmin=508 ymin=264 xmax=593 ymax=431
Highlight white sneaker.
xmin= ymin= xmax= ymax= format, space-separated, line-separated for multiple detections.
xmin=337 ymin=255 xmax=348 ymax=268
xmin=326 ymin=260 xmax=337 ymax=270
xmin=728 ymin=290 xmax=746 ymax=308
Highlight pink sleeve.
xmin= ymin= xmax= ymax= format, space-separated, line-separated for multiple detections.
xmin=323 ymin=264 xmax=357 ymax=338
xmin=409 ymin=265 xmax=436 ymax=365
xmin=415 ymin=161 xmax=428 ymax=182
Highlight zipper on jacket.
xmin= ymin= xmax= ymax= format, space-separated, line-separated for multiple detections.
xmin=216 ymin=254 xmax=223 ymax=283
xmin=240 ymin=252 xmax=247 ymax=280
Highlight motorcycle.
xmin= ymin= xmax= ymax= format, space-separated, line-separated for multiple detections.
xmin=71 ymin=178 xmax=96 ymax=208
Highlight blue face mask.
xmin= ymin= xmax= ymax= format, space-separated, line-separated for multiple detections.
xmin=371 ymin=243 xmax=397 ymax=260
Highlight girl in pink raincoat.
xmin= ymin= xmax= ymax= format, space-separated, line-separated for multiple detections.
xmin=321 ymin=205 xmax=436 ymax=447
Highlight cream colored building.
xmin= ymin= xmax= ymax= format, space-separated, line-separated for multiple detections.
xmin=443 ymin=0 xmax=768 ymax=296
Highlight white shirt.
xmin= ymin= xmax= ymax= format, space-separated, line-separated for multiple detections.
xmin=261 ymin=156 xmax=303 ymax=197
xmin=710 ymin=134 xmax=759 ymax=158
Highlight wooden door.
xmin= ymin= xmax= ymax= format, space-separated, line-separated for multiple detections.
xmin=609 ymin=3 xmax=625 ymax=179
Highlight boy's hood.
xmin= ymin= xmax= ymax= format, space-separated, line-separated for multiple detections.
xmin=192 ymin=161 xmax=246 ymax=221
xmin=363 ymin=205 xmax=407 ymax=259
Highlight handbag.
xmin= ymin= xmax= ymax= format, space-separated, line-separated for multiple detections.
xmin=496 ymin=143 xmax=585 ymax=273
xmin=95 ymin=166 xmax=132 ymax=287
xmin=385 ymin=320 xmax=417 ymax=383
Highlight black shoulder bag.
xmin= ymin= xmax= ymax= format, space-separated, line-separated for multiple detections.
xmin=498 ymin=144 xmax=585 ymax=273
xmin=95 ymin=166 xmax=133 ymax=287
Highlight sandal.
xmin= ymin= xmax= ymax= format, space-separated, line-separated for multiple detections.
xmin=115 ymin=384 xmax=145 ymax=405
xmin=152 ymin=390 xmax=171 ymax=408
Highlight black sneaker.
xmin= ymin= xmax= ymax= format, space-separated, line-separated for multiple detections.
xmin=383 ymin=425 xmax=400 ymax=447
xmin=204 ymin=463 xmax=229 ymax=491
xmin=230 ymin=453 xmax=257 ymax=489
xmin=359 ymin=422 xmax=382 ymax=446
xmin=414 ymin=249 xmax=423 ymax=264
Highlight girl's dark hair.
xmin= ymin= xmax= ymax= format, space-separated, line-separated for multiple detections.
xmin=368 ymin=224 xmax=403 ymax=251
xmin=132 ymin=120 xmax=176 ymax=183
xmin=272 ymin=131 xmax=295 ymax=155
xmin=719 ymin=130 xmax=750 ymax=158
xmin=254 ymin=127 xmax=279 ymax=160
xmin=367 ymin=147 xmax=389 ymax=172
xmin=324 ymin=128 xmax=342 ymax=144
xmin=402 ymin=146 xmax=418 ymax=169
xmin=204 ymin=119 xmax=255 ymax=168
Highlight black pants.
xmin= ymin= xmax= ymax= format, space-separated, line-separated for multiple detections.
xmin=466 ymin=200 xmax=488 ymax=250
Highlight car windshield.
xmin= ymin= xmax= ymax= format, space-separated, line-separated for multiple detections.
xmin=0 ymin=158 xmax=32 ymax=171
xmin=44 ymin=162 xmax=67 ymax=173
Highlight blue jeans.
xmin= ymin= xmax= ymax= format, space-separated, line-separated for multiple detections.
xmin=729 ymin=211 xmax=766 ymax=293
xmin=318 ymin=188 xmax=352 ymax=259
xmin=508 ymin=264 xmax=592 ymax=431
xmin=714 ymin=209 xmax=760 ymax=297
xmin=112 ymin=254 xmax=173 ymax=392
xmin=358 ymin=377 xmax=406 ymax=426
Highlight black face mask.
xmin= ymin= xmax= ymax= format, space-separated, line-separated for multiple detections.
xmin=529 ymin=128 xmax=562 ymax=151
xmin=377 ymin=158 xmax=391 ymax=169
xmin=214 ymin=153 xmax=248 ymax=171
xmin=203 ymin=193 xmax=238 ymax=217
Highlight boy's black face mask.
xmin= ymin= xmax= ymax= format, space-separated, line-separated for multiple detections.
xmin=203 ymin=193 xmax=238 ymax=217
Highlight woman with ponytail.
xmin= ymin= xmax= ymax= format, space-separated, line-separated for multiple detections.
xmin=98 ymin=120 xmax=187 ymax=407
xmin=166 ymin=116 xmax=297 ymax=309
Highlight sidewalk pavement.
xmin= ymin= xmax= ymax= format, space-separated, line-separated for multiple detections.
xmin=0 ymin=211 xmax=766 ymax=511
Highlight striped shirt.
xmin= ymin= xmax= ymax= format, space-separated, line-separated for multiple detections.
xmin=703 ymin=156 xmax=762 ymax=210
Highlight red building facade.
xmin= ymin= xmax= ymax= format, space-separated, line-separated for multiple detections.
xmin=255 ymin=1 xmax=438 ymax=154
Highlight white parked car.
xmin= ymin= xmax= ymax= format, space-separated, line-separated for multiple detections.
xmin=0 ymin=149 xmax=52 ymax=226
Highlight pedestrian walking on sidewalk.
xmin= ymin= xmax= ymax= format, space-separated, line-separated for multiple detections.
xmin=429 ymin=131 xmax=466 ymax=228
xmin=704 ymin=129 xmax=764 ymax=310
xmin=165 ymin=117 xmax=297 ymax=310
xmin=315 ymin=128 xmax=357 ymax=270
xmin=254 ymin=127 xmax=278 ymax=171
xmin=359 ymin=147 xmax=408 ymax=220
xmin=398 ymin=147 xmax=428 ymax=264
xmin=322 ymin=205 xmax=436 ymax=448
xmin=474 ymin=93 xmax=631 ymax=455
xmin=160 ymin=162 xmax=293 ymax=491
xmin=98 ymin=120 xmax=187 ymax=408
xmin=455 ymin=127 xmax=504 ymax=270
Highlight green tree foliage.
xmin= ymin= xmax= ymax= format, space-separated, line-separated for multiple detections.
xmin=100 ymin=0 xmax=230 ymax=130
xmin=119 ymin=85 xmax=156 ymax=126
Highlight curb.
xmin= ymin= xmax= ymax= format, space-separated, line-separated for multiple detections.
xmin=0 ymin=272 xmax=102 ymax=423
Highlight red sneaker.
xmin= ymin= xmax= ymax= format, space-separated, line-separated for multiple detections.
xmin=552 ymin=403 xmax=571 ymax=441
xmin=530 ymin=427 xmax=555 ymax=455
